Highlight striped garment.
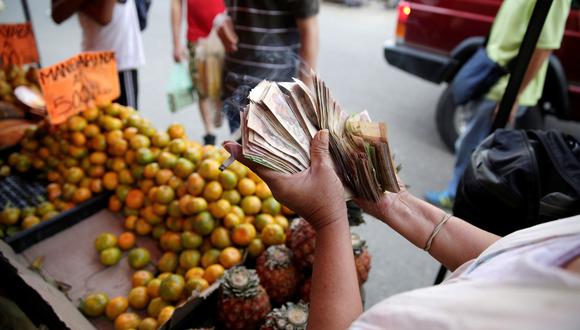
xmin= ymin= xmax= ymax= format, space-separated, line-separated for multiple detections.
xmin=223 ymin=0 xmax=319 ymax=131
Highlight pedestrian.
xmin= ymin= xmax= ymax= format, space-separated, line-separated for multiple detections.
xmin=425 ymin=0 xmax=571 ymax=209
xmin=171 ymin=0 xmax=225 ymax=145
xmin=215 ymin=0 xmax=320 ymax=133
xmin=51 ymin=0 xmax=145 ymax=109
xmin=223 ymin=131 xmax=580 ymax=330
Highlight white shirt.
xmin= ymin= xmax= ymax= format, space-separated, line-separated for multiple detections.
xmin=351 ymin=215 xmax=580 ymax=330
xmin=79 ymin=0 xmax=145 ymax=71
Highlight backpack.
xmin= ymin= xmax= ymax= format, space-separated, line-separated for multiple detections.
xmin=453 ymin=129 xmax=580 ymax=236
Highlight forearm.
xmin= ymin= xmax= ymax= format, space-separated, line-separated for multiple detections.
xmin=171 ymin=0 xmax=183 ymax=49
xmin=297 ymin=16 xmax=319 ymax=82
xmin=383 ymin=191 xmax=500 ymax=270
xmin=82 ymin=0 xmax=115 ymax=25
xmin=51 ymin=0 xmax=86 ymax=24
xmin=518 ymin=49 xmax=551 ymax=98
xmin=308 ymin=209 xmax=362 ymax=330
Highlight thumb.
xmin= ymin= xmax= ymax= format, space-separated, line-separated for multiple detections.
xmin=310 ymin=130 xmax=331 ymax=168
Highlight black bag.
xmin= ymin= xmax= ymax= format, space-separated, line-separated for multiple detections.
xmin=453 ymin=129 xmax=580 ymax=236
xmin=135 ymin=0 xmax=152 ymax=31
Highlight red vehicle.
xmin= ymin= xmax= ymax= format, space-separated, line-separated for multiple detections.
xmin=385 ymin=0 xmax=580 ymax=151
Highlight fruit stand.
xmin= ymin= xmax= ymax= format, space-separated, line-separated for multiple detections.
xmin=0 ymin=48 xmax=373 ymax=329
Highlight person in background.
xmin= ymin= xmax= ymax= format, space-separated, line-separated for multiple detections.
xmin=51 ymin=0 xmax=145 ymax=109
xmin=425 ymin=0 xmax=570 ymax=209
xmin=223 ymin=131 xmax=580 ymax=330
xmin=171 ymin=0 xmax=225 ymax=146
xmin=215 ymin=0 xmax=320 ymax=133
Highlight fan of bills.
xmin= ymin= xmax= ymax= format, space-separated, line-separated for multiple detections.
xmin=237 ymin=75 xmax=399 ymax=202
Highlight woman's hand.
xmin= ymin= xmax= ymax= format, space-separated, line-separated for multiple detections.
xmin=354 ymin=176 xmax=408 ymax=223
xmin=223 ymin=130 xmax=346 ymax=230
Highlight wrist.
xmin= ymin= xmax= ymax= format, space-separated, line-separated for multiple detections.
xmin=306 ymin=203 xmax=347 ymax=232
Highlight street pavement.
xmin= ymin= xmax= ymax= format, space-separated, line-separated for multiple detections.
xmin=3 ymin=0 xmax=578 ymax=310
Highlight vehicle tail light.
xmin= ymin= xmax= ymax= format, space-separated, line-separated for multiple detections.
xmin=396 ymin=1 xmax=411 ymax=42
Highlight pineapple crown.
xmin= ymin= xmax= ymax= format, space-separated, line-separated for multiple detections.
xmin=263 ymin=301 xmax=309 ymax=330
xmin=264 ymin=245 xmax=293 ymax=269
xmin=221 ymin=266 xmax=261 ymax=298
xmin=351 ymin=233 xmax=367 ymax=256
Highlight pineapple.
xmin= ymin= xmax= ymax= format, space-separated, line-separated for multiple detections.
xmin=260 ymin=301 xmax=309 ymax=330
xmin=352 ymin=233 xmax=371 ymax=285
xmin=286 ymin=218 xmax=316 ymax=270
xmin=298 ymin=278 xmax=311 ymax=303
xmin=256 ymin=245 xmax=299 ymax=304
xmin=217 ymin=266 xmax=272 ymax=330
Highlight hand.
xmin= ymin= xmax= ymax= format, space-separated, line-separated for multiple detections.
xmin=217 ymin=18 xmax=238 ymax=53
xmin=173 ymin=44 xmax=187 ymax=63
xmin=223 ymin=130 xmax=346 ymax=230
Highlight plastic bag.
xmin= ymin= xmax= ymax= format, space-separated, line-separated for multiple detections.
xmin=194 ymin=29 xmax=224 ymax=101
xmin=166 ymin=62 xmax=194 ymax=113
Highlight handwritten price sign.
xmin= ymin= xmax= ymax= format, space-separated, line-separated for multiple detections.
xmin=0 ymin=22 xmax=39 ymax=66
xmin=38 ymin=51 xmax=120 ymax=124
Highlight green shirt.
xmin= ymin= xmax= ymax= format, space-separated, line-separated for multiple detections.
xmin=486 ymin=0 xmax=570 ymax=106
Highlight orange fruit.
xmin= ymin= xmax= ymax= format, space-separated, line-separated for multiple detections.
xmin=192 ymin=211 xmax=216 ymax=236
xmin=152 ymin=225 xmax=167 ymax=240
xmin=73 ymin=187 xmax=92 ymax=203
xmin=118 ymin=232 xmax=136 ymax=250
xmin=261 ymin=223 xmax=286 ymax=246
xmin=158 ymin=151 xmax=177 ymax=169
xmin=71 ymin=131 xmax=87 ymax=146
xmin=210 ymin=226 xmax=232 ymax=249
xmin=203 ymin=264 xmax=225 ymax=284
xmin=160 ymin=231 xmax=182 ymax=252
xmin=100 ymin=247 xmax=122 ymax=266
xmin=139 ymin=179 xmax=155 ymax=193
xmin=201 ymin=249 xmax=221 ymax=268
xmin=157 ymin=252 xmax=178 ymax=273
xmin=153 ymin=203 xmax=168 ymax=216
xmin=174 ymin=158 xmax=194 ymax=178
xmin=230 ymin=205 xmax=245 ymax=218
xmin=198 ymin=159 xmax=220 ymax=180
xmin=229 ymin=161 xmax=248 ymax=179
xmin=241 ymin=196 xmax=261 ymax=215
xmin=185 ymin=277 xmax=209 ymax=296
xmin=219 ymin=170 xmax=238 ymax=190
xmin=103 ymin=172 xmax=119 ymax=191
xmin=94 ymin=232 xmax=117 ymax=252
xmin=89 ymin=151 xmax=107 ymax=165
xmin=128 ymin=286 xmax=150 ymax=310
xmin=105 ymin=296 xmax=128 ymax=320
xmin=123 ymin=127 xmax=139 ymax=141
xmin=114 ymin=312 xmax=141 ymax=330
xmin=135 ymin=219 xmax=153 ymax=236
xmin=116 ymin=185 xmax=131 ymax=202
xmin=155 ymin=185 xmax=175 ymax=204
xmin=147 ymin=297 xmax=169 ymax=318
xmin=222 ymin=189 xmax=241 ymax=205
xmin=105 ymin=130 xmax=124 ymax=145
xmin=81 ymin=292 xmax=109 ymax=317
xmin=273 ymin=215 xmax=289 ymax=230
xmin=202 ymin=181 xmax=223 ymax=202
xmin=185 ymin=267 xmax=205 ymax=281
xmin=282 ymin=205 xmax=296 ymax=216
xmin=179 ymin=249 xmax=201 ymax=270
xmin=130 ymin=134 xmax=150 ymax=149
xmin=255 ymin=214 xmax=275 ymax=232
xmin=118 ymin=169 xmax=134 ymax=185
xmin=231 ymin=223 xmax=257 ymax=246
xmin=247 ymin=170 xmax=262 ymax=183
xmin=255 ymin=182 xmax=272 ymax=199
xmin=169 ymin=138 xmax=187 ymax=155
xmin=182 ymin=231 xmax=203 ymax=249
xmin=67 ymin=115 xmax=87 ymax=131
xmin=152 ymin=131 xmax=170 ymax=148
xmin=146 ymin=278 xmax=162 ymax=298
xmin=159 ymin=274 xmax=185 ymax=302
xmin=132 ymin=270 xmax=154 ymax=287
xmin=89 ymin=179 xmax=103 ymax=194
xmin=186 ymin=173 xmax=205 ymax=196
xmin=157 ymin=306 xmax=175 ymax=326
xmin=248 ymin=238 xmax=265 ymax=258
xmin=138 ymin=317 xmax=158 ymax=330
xmin=261 ymin=197 xmax=282 ymax=215
xmin=128 ymin=247 xmax=151 ymax=269
xmin=237 ymin=178 xmax=256 ymax=196
xmin=21 ymin=215 xmax=40 ymax=230
xmin=141 ymin=205 xmax=162 ymax=225
xmin=143 ymin=162 xmax=159 ymax=179
xmin=208 ymin=199 xmax=231 ymax=219
xmin=167 ymin=123 xmax=185 ymax=139
xmin=219 ymin=247 xmax=242 ymax=269
xmin=223 ymin=213 xmax=242 ymax=229
xmin=165 ymin=217 xmax=183 ymax=232
xmin=186 ymin=197 xmax=208 ymax=215
xmin=108 ymin=195 xmax=122 ymax=212
xmin=124 ymin=215 xmax=138 ymax=230
xmin=66 ymin=167 xmax=84 ymax=184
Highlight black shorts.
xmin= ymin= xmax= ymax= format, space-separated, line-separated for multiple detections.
xmin=115 ymin=69 xmax=139 ymax=109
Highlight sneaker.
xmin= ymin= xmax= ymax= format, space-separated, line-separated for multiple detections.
xmin=203 ymin=134 xmax=216 ymax=146
xmin=424 ymin=190 xmax=454 ymax=209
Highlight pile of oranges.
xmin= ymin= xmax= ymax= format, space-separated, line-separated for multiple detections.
xmin=4 ymin=103 xmax=295 ymax=329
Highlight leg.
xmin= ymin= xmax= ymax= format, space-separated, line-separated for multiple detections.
xmin=115 ymin=71 xmax=128 ymax=106
xmin=199 ymin=97 xmax=216 ymax=145
xmin=189 ymin=41 xmax=216 ymax=144
xmin=115 ymin=69 xmax=139 ymax=109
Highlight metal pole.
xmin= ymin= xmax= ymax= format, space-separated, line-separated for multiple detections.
xmin=491 ymin=0 xmax=553 ymax=131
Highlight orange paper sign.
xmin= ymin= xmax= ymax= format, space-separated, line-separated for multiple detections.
xmin=0 ymin=22 xmax=39 ymax=66
xmin=38 ymin=51 xmax=120 ymax=124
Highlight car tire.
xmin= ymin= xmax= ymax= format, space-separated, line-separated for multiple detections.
xmin=436 ymin=86 xmax=462 ymax=152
